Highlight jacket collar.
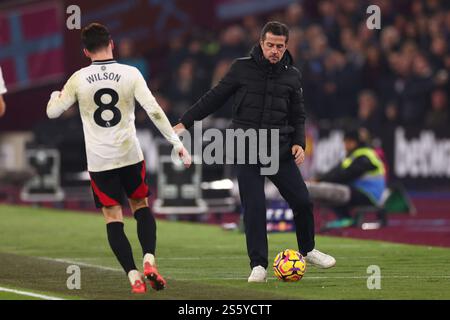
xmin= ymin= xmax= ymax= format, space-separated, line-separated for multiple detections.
xmin=250 ymin=44 xmax=293 ymax=74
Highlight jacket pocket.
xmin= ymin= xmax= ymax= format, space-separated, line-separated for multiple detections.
xmin=232 ymin=87 xmax=247 ymax=117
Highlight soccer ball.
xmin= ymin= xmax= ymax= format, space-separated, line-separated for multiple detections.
xmin=273 ymin=249 xmax=306 ymax=282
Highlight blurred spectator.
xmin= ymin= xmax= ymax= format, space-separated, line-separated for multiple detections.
xmin=186 ymin=37 xmax=212 ymax=86
xmin=338 ymin=0 xmax=363 ymax=26
xmin=320 ymin=50 xmax=361 ymax=119
xmin=398 ymin=53 xmax=436 ymax=125
xmin=357 ymin=21 xmax=376 ymax=46
xmin=361 ymin=45 xmax=388 ymax=92
xmin=210 ymin=59 xmax=233 ymax=120
xmin=425 ymin=89 xmax=449 ymax=129
xmin=357 ymin=90 xmax=381 ymax=135
xmin=318 ymin=0 xmax=340 ymax=48
xmin=167 ymin=36 xmax=188 ymax=74
xmin=384 ymin=101 xmax=400 ymax=131
xmin=284 ymin=2 xmax=310 ymax=28
xmin=117 ymin=38 xmax=150 ymax=80
xmin=339 ymin=27 xmax=365 ymax=67
xmin=429 ymin=35 xmax=448 ymax=70
xmin=142 ymin=0 xmax=450 ymax=130
xmin=381 ymin=50 xmax=432 ymax=126
xmin=217 ymin=25 xmax=248 ymax=61
xmin=411 ymin=0 xmax=424 ymax=18
xmin=286 ymin=27 xmax=304 ymax=63
xmin=165 ymin=59 xmax=205 ymax=118
xmin=242 ymin=15 xmax=263 ymax=48
xmin=380 ymin=26 xmax=401 ymax=53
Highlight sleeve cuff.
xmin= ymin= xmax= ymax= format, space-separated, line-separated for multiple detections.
xmin=180 ymin=115 xmax=194 ymax=129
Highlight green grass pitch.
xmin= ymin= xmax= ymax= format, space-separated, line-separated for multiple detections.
xmin=0 ymin=204 xmax=449 ymax=300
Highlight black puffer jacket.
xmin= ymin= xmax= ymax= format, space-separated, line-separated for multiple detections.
xmin=180 ymin=45 xmax=307 ymax=156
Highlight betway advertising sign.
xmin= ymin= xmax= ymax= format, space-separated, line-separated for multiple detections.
xmin=394 ymin=128 xmax=450 ymax=179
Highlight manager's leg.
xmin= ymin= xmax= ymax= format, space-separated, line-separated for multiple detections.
xmin=267 ymin=159 xmax=315 ymax=256
xmin=236 ymin=164 xmax=268 ymax=269
xmin=269 ymin=159 xmax=335 ymax=268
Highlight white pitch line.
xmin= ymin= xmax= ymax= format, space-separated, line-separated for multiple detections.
xmin=0 ymin=287 xmax=65 ymax=300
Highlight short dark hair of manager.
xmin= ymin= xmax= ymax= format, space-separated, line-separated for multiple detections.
xmin=260 ymin=21 xmax=289 ymax=43
xmin=81 ymin=23 xmax=112 ymax=53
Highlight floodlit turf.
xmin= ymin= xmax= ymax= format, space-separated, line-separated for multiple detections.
xmin=0 ymin=204 xmax=449 ymax=300
xmin=0 ymin=290 xmax=42 ymax=300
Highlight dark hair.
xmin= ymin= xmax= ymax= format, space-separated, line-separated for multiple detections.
xmin=81 ymin=23 xmax=111 ymax=52
xmin=343 ymin=128 xmax=361 ymax=143
xmin=260 ymin=21 xmax=289 ymax=43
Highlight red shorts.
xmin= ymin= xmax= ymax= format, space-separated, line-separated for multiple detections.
xmin=89 ymin=160 xmax=150 ymax=208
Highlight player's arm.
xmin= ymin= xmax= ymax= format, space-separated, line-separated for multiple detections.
xmin=0 ymin=95 xmax=5 ymax=117
xmin=0 ymin=68 xmax=6 ymax=117
xmin=134 ymin=70 xmax=191 ymax=167
xmin=46 ymin=74 xmax=77 ymax=119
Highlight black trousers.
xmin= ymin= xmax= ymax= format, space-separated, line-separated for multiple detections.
xmin=236 ymin=158 xmax=315 ymax=269
xmin=332 ymin=187 xmax=374 ymax=219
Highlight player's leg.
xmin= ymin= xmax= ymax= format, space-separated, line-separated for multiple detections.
xmin=128 ymin=197 xmax=166 ymax=291
xmin=120 ymin=161 xmax=166 ymax=291
xmin=102 ymin=205 xmax=136 ymax=274
xmin=128 ymin=197 xmax=156 ymax=257
xmin=90 ymin=170 xmax=145 ymax=293
xmin=102 ymin=205 xmax=145 ymax=293
xmin=235 ymin=163 xmax=268 ymax=282
xmin=267 ymin=158 xmax=336 ymax=268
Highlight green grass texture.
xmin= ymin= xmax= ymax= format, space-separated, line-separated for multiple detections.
xmin=0 ymin=204 xmax=449 ymax=300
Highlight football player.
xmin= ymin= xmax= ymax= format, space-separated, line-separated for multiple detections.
xmin=46 ymin=23 xmax=191 ymax=293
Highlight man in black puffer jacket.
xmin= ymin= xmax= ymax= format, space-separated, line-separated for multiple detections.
xmin=174 ymin=22 xmax=335 ymax=282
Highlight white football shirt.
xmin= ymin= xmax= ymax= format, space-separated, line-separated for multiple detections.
xmin=46 ymin=59 xmax=183 ymax=172
xmin=0 ymin=67 xmax=7 ymax=95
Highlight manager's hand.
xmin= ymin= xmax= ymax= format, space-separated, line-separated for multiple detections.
xmin=173 ymin=123 xmax=186 ymax=135
xmin=292 ymin=145 xmax=305 ymax=166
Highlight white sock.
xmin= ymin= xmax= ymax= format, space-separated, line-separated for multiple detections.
xmin=143 ymin=253 xmax=156 ymax=267
xmin=128 ymin=270 xmax=142 ymax=285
